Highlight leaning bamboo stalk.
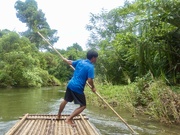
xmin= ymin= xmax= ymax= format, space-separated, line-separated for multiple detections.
xmin=37 ymin=32 xmax=138 ymax=135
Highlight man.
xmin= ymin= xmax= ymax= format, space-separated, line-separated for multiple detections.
xmin=57 ymin=49 xmax=98 ymax=126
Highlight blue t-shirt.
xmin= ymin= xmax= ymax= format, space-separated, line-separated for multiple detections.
xmin=67 ymin=59 xmax=94 ymax=94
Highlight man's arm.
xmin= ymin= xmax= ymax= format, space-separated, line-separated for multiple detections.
xmin=87 ymin=78 xmax=96 ymax=92
xmin=63 ymin=58 xmax=72 ymax=65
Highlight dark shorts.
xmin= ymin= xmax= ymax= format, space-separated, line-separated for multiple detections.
xmin=64 ymin=87 xmax=86 ymax=106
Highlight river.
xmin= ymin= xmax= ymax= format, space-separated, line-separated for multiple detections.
xmin=0 ymin=86 xmax=179 ymax=135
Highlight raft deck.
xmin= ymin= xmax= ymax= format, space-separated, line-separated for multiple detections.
xmin=5 ymin=114 xmax=100 ymax=135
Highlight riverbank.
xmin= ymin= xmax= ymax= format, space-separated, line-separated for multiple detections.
xmin=85 ymin=79 xmax=180 ymax=125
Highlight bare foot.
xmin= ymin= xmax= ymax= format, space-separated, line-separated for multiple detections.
xmin=65 ymin=118 xmax=76 ymax=127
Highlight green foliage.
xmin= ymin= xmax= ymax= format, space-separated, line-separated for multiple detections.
xmin=0 ymin=29 xmax=87 ymax=87
xmin=86 ymin=78 xmax=180 ymax=124
xmin=1 ymin=0 xmax=179 ymax=124
xmin=86 ymin=0 xmax=180 ymax=85
xmin=133 ymin=72 xmax=154 ymax=107
xmin=146 ymin=81 xmax=180 ymax=124
xmin=67 ymin=43 xmax=83 ymax=52
xmin=36 ymin=46 xmax=86 ymax=83
xmin=39 ymin=52 xmax=73 ymax=82
xmin=0 ymin=32 xmax=60 ymax=87
xmin=53 ymin=48 xmax=86 ymax=82
xmin=14 ymin=0 xmax=59 ymax=50
xmin=0 ymin=29 xmax=11 ymax=37
xmin=132 ymin=77 xmax=180 ymax=124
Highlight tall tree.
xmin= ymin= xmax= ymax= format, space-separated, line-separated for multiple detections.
xmin=14 ymin=0 xmax=59 ymax=49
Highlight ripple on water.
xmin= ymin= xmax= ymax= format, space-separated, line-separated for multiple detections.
xmin=0 ymin=120 xmax=17 ymax=134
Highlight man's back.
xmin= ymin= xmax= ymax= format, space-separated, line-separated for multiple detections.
xmin=67 ymin=59 xmax=94 ymax=94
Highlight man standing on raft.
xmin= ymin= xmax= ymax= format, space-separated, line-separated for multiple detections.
xmin=57 ymin=49 xmax=98 ymax=126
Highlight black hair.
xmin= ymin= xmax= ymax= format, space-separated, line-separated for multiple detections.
xmin=86 ymin=49 xmax=98 ymax=60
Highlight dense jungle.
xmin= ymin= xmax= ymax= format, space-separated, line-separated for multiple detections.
xmin=0 ymin=0 xmax=179 ymax=125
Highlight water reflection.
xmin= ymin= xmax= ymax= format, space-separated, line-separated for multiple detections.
xmin=0 ymin=87 xmax=63 ymax=121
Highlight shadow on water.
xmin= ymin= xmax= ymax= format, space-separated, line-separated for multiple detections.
xmin=0 ymin=87 xmax=179 ymax=135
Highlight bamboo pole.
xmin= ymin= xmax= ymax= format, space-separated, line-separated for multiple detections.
xmin=5 ymin=113 xmax=29 ymax=135
xmin=37 ymin=32 xmax=138 ymax=135
xmin=79 ymin=114 xmax=92 ymax=135
xmin=37 ymin=32 xmax=75 ymax=70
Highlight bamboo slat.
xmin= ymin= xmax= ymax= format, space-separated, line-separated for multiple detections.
xmin=6 ymin=114 xmax=100 ymax=135
xmin=5 ymin=113 xmax=29 ymax=135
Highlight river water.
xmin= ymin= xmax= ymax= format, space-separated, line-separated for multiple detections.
xmin=0 ymin=86 xmax=179 ymax=135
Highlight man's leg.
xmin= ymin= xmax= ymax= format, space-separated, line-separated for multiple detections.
xmin=57 ymin=100 xmax=68 ymax=119
xmin=65 ymin=105 xmax=86 ymax=126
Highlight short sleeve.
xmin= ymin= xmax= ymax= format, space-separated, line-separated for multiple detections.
xmin=88 ymin=66 xmax=94 ymax=79
xmin=72 ymin=59 xmax=81 ymax=68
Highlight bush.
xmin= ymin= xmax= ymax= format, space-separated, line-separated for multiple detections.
xmin=86 ymin=77 xmax=180 ymax=124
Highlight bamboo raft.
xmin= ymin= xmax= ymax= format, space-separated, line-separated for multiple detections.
xmin=5 ymin=114 xmax=100 ymax=135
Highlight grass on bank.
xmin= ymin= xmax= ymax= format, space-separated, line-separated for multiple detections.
xmin=85 ymin=79 xmax=180 ymax=124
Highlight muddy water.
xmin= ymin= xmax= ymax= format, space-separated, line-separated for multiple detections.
xmin=0 ymin=87 xmax=179 ymax=135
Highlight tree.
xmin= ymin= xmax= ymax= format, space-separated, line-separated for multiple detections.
xmin=67 ymin=43 xmax=83 ymax=52
xmin=14 ymin=0 xmax=59 ymax=50
xmin=86 ymin=0 xmax=180 ymax=84
xmin=66 ymin=43 xmax=83 ymax=59
xmin=0 ymin=29 xmax=11 ymax=37
xmin=0 ymin=32 xmax=60 ymax=87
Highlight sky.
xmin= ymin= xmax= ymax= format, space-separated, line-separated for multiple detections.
xmin=0 ymin=0 xmax=125 ymax=50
